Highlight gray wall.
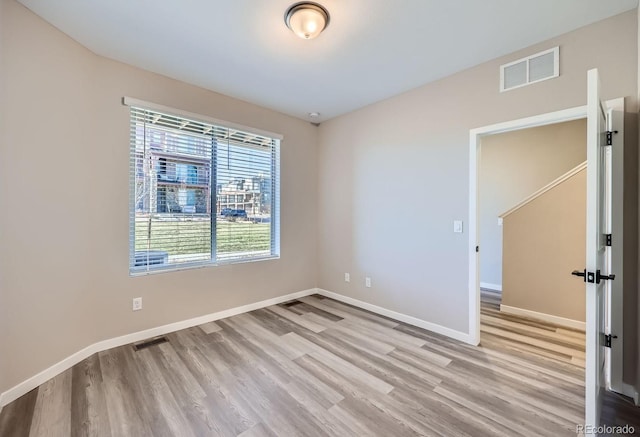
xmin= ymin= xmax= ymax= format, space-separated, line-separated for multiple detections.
xmin=1 ymin=0 xmax=639 ymax=399
xmin=479 ymin=120 xmax=586 ymax=289
xmin=317 ymin=11 xmax=638 ymax=385
xmin=0 ymin=0 xmax=318 ymax=394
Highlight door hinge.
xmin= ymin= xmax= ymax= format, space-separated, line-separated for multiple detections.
xmin=476 ymin=246 xmax=479 ymax=253
xmin=606 ymin=130 xmax=618 ymax=146
xmin=605 ymin=234 xmax=612 ymax=246
xmin=604 ymin=333 xmax=618 ymax=348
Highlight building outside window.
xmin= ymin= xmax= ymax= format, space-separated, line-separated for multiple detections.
xmin=129 ymin=103 xmax=280 ymax=274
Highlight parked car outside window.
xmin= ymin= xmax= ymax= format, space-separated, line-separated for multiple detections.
xmin=221 ymin=209 xmax=247 ymax=218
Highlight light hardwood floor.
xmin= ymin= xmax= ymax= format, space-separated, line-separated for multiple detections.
xmin=481 ymin=288 xmax=640 ymax=435
xmin=480 ymin=288 xmax=586 ymax=368
xmin=0 ymin=293 xmax=638 ymax=436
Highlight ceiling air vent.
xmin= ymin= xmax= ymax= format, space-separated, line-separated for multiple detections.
xmin=500 ymin=47 xmax=559 ymax=92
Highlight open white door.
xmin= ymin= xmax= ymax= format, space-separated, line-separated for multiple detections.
xmin=582 ymin=68 xmax=615 ymax=431
xmin=605 ymin=97 xmax=627 ymax=399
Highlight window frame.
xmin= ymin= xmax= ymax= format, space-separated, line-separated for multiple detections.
xmin=125 ymin=97 xmax=282 ymax=276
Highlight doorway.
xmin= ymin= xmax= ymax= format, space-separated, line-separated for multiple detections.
xmin=468 ymin=97 xmax=626 ymax=399
xmin=477 ymin=119 xmax=587 ymax=367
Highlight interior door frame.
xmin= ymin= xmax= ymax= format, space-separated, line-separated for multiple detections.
xmin=467 ymin=98 xmax=625 ymax=393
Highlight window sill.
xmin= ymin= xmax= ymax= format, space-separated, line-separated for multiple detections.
xmin=129 ymin=254 xmax=280 ymax=277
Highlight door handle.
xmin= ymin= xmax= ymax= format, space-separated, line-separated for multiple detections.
xmin=571 ymin=269 xmax=586 ymax=281
xmin=572 ymin=269 xmax=594 ymax=283
xmin=596 ymin=270 xmax=615 ymax=282
xmin=572 ymin=269 xmax=614 ymax=284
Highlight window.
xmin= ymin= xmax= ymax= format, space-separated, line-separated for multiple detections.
xmin=128 ymin=102 xmax=281 ymax=275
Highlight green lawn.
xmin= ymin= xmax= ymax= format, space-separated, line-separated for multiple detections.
xmin=135 ymin=218 xmax=270 ymax=256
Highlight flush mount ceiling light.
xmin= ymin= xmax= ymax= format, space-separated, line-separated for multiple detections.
xmin=285 ymin=2 xmax=330 ymax=40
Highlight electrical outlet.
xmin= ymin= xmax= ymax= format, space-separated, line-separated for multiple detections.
xmin=133 ymin=297 xmax=143 ymax=311
xmin=344 ymin=273 xmax=350 ymax=282
xmin=365 ymin=277 xmax=371 ymax=288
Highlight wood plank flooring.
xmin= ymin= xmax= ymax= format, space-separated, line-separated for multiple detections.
xmin=481 ymin=288 xmax=640 ymax=435
xmin=480 ymin=288 xmax=586 ymax=368
xmin=0 ymin=293 xmax=638 ymax=436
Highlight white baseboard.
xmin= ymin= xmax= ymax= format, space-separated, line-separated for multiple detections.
xmin=0 ymin=288 xmax=317 ymax=408
xmin=616 ymin=383 xmax=640 ymax=406
xmin=500 ymin=304 xmax=585 ymax=331
xmin=480 ymin=282 xmax=502 ymax=292
xmin=316 ymin=289 xmax=473 ymax=345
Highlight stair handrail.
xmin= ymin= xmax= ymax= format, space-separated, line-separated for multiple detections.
xmin=500 ymin=161 xmax=587 ymax=219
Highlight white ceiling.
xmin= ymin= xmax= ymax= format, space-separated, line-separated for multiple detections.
xmin=18 ymin=0 xmax=638 ymax=122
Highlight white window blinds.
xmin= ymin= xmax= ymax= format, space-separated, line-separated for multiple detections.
xmin=129 ymin=105 xmax=280 ymax=274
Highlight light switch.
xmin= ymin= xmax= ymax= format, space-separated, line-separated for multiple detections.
xmin=498 ymin=217 xmax=503 ymax=226
xmin=453 ymin=220 xmax=463 ymax=233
